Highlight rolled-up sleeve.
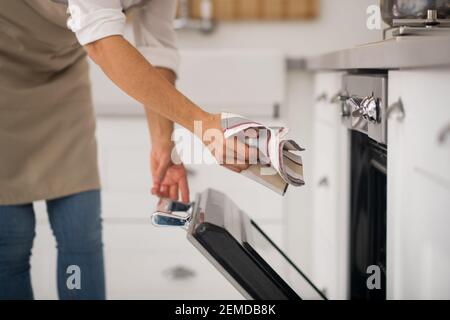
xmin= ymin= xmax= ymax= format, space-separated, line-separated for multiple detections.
xmin=131 ymin=0 xmax=180 ymax=75
xmin=67 ymin=0 xmax=126 ymax=45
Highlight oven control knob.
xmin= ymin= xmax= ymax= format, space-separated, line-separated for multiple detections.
xmin=361 ymin=96 xmax=380 ymax=123
xmin=345 ymin=97 xmax=364 ymax=117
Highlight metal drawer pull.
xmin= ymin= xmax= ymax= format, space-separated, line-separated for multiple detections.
xmin=330 ymin=92 xmax=346 ymax=104
xmin=387 ymin=99 xmax=405 ymax=120
xmin=163 ymin=265 xmax=196 ymax=280
xmin=316 ymin=92 xmax=328 ymax=102
xmin=438 ymin=123 xmax=450 ymax=145
xmin=318 ymin=176 xmax=329 ymax=187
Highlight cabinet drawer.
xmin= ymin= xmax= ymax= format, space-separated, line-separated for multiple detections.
xmin=389 ymin=70 xmax=450 ymax=184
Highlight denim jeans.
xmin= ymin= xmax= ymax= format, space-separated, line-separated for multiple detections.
xmin=0 ymin=190 xmax=105 ymax=300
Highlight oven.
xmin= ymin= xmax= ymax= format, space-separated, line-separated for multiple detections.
xmin=341 ymin=74 xmax=388 ymax=300
xmin=151 ymin=189 xmax=326 ymax=300
xmin=149 ymin=74 xmax=389 ymax=300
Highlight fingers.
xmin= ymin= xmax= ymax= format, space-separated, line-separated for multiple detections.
xmin=151 ymin=156 xmax=171 ymax=198
xmin=169 ymin=184 xmax=178 ymax=201
xmin=179 ymin=176 xmax=190 ymax=203
xmin=216 ymin=136 xmax=258 ymax=165
xmin=223 ymin=163 xmax=250 ymax=173
xmin=153 ymin=158 xmax=170 ymax=186
xmin=151 ymin=185 xmax=160 ymax=196
xmin=159 ymin=185 xmax=169 ymax=198
xmin=241 ymin=141 xmax=259 ymax=165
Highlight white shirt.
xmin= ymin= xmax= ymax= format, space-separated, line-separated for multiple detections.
xmin=67 ymin=0 xmax=179 ymax=74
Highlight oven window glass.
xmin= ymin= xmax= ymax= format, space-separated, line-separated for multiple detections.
xmin=246 ymin=221 xmax=325 ymax=300
xmin=350 ymin=131 xmax=387 ymax=300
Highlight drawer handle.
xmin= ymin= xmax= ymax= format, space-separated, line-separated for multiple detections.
xmin=387 ymin=99 xmax=405 ymax=121
xmin=316 ymin=92 xmax=328 ymax=102
xmin=330 ymin=92 xmax=347 ymax=104
xmin=318 ymin=176 xmax=329 ymax=187
xmin=438 ymin=123 xmax=450 ymax=145
xmin=163 ymin=265 xmax=196 ymax=280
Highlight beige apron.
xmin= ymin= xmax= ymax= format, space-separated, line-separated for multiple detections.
xmin=0 ymin=0 xmax=100 ymax=205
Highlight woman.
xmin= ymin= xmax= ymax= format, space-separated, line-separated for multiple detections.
xmin=0 ymin=0 xmax=249 ymax=300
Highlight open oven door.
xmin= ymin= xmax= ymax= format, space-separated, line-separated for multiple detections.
xmin=152 ymin=189 xmax=326 ymax=300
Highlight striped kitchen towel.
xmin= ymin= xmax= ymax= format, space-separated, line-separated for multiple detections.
xmin=221 ymin=113 xmax=305 ymax=195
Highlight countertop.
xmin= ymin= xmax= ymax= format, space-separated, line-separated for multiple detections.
xmin=300 ymin=36 xmax=450 ymax=71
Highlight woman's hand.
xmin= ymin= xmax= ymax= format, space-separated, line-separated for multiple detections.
xmin=150 ymin=141 xmax=190 ymax=203
xmin=202 ymin=114 xmax=258 ymax=173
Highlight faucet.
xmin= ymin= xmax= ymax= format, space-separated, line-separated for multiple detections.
xmin=174 ymin=0 xmax=215 ymax=34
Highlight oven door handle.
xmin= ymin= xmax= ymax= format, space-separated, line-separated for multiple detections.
xmin=151 ymin=198 xmax=194 ymax=229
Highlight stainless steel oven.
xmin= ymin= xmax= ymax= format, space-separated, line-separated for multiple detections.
xmin=340 ymin=74 xmax=388 ymax=300
xmin=151 ymin=189 xmax=326 ymax=300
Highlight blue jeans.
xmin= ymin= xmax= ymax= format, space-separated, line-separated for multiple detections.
xmin=0 ymin=190 xmax=105 ymax=300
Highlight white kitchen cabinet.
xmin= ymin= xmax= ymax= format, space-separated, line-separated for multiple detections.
xmin=310 ymin=72 xmax=350 ymax=300
xmin=387 ymin=69 xmax=450 ymax=300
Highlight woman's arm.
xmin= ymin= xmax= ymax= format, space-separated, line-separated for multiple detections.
xmin=146 ymin=68 xmax=176 ymax=145
xmin=86 ymin=35 xmax=220 ymax=134
xmin=147 ymin=70 xmax=190 ymax=202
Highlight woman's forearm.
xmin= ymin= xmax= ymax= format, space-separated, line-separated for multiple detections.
xmin=86 ymin=35 xmax=215 ymax=133
xmin=147 ymin=68 xmax=176 ymax=145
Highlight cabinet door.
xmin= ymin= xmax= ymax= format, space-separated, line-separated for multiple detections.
xmin=388 ymin=69 xmax=450 ymax=299
xmin=311 ymin=72 xmax=350 ymax=300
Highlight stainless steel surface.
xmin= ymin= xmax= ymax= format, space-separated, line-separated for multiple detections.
xmin=151 ymin=198 xmax=193 ymax=229
xmin=390 ymin=25 xmax=450 ymax=36
xmin=305 ymin=36 xmax=450 ymax=71
xmin=360 ymin=96 xmax=380 ymax=123
xmin=380 ymin=0 xmax=450 ymax=26
xmin=341 ymin=75 xmax=388 ymax=145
